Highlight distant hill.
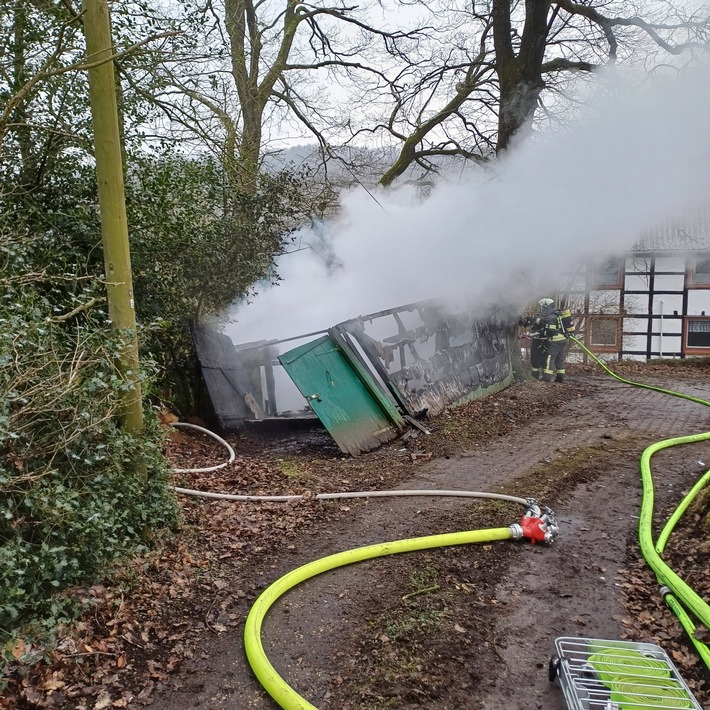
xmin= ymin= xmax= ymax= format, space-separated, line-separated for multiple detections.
xmin=264 ymin=142 xmax=489 ymax=189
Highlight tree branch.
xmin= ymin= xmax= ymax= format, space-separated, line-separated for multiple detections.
xmin=541 ymin=57 xmax=597 ymax=74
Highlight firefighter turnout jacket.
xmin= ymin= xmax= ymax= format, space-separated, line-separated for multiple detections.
xmin=520 ymin=304 xmax=575 ymax=382
xmin=526 ymin=308 xmax=575 ymax=342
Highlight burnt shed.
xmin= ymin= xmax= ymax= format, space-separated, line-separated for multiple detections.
xmin=192 ymin=300 xmax=513 ymax=455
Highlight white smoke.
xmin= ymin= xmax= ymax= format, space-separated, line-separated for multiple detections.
xmin=227 ymin=62 xmax=710 ymax=344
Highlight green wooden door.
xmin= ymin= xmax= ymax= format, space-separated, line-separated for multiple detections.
xmin=279 ymin=335 xmax=400 ymax=455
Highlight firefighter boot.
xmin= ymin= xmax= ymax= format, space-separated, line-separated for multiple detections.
xmin=555 ymin=374 xmax=565 ymax=383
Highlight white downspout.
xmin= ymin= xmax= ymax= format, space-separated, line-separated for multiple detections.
xmin=659 ymin=299 xmax=664 ymax=359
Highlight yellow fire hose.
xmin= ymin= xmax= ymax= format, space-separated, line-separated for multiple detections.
xmin=243 ymin=518 xmax=555 ymax=709
xmin=571 ymin=336 xmax=710 ymax=670
xmin=239 ymin=335 xmax=710 ymax=709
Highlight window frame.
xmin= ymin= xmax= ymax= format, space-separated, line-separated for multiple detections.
xmin=683 ymin=316 xmax=710 ymax=355
xmin=587 ymin=316 xmax=621 ymax=353
xmin=687 ymin=255 xmax=710 ymax=288
xmin=588 ymin=259 xmax=624 ymax=290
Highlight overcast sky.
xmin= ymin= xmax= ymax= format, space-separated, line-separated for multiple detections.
xmin=227 ymin=62 xmax=710 ymax=345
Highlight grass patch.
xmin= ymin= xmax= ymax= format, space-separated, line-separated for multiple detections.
xmin=382 ymin=566 xmax=448 ymax=643
xmin=275 ymin=457 xmax=312 ymax=480
xmin=329 ymin=535 xmax=513 ymax=710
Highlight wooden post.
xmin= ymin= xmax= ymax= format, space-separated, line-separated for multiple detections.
xmin=83 ymin=0 xmax=143 ymax=432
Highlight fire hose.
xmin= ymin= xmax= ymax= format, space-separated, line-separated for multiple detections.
xmin=244 ymin=509 xmax=556 ymax=710
xmin=169 ymin=337 xmax=710 ymax=706
xmin=570 ymin=336 xmax=710 ymax=670
xmin=168 ymin=424 xmax=559 ymax=709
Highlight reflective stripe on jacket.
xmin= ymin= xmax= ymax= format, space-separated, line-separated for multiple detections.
xmin=535 ymin=309 xmax=575 ymax=342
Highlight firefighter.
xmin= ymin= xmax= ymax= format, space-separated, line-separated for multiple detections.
xmin=520 ymin=298 xmax=575 ymax=382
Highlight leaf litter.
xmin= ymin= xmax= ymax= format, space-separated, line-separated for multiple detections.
xmin=2 ymin=364 xmax=710 ymax=708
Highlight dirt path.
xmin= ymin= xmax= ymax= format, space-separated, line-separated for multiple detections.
xmin=155 ymin=374 xmax=710 ymax=709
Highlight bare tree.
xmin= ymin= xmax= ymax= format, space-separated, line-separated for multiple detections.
xmin=132 ymin=0 xmax=428 ymax=194
xmin=376 ymin=0 xmax=710 ymax=186
xmin=0 ymin=1 xmax=178 ymax=193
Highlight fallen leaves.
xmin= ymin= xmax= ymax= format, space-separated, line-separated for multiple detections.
xmin=3 ymin=368 xmax=710 ymax=708
xmin=93 ymin=692 xmax=112 ymax=710
xmin=10 ymin=638 xmax=26 ymax=660
xmin=618 ymin=516 xmax=710 ymax=702
xmin=1 ymin=428 xmax=338 ymax=708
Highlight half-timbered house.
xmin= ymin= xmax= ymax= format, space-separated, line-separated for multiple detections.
xmin=565 ymin=211 xmax=710 ymax=360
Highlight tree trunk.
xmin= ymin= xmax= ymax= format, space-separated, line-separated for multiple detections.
xmin=493 ymin=0 xmax=551 ymax=153
xmin=506 ymin=323 xmax=526 ymax=381
xmin=83 ymin=0 xmax=144 ymax=433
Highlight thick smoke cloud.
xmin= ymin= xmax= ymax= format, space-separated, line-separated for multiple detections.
xmin=227 ymin=64 xmax=710 ymax=344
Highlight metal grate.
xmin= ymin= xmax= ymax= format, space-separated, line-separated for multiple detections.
xmin=549 ymin=637 xmax=702 ymax=710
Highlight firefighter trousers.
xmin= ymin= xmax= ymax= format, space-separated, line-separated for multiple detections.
xmin=530 ymin=339 xmax=547 ymax=379
xmin=542 ymin=339 xmax=567 ymax=382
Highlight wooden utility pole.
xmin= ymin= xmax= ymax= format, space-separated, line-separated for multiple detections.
xmin=83 ymin=0 xmax=143 ymax=432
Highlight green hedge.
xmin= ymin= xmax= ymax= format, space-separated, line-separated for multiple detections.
xmin=0 ymin=234 xmax=179 ymax=637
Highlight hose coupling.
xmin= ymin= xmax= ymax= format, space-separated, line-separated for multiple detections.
xmin=659 ymin=585 xmax=671 ymax=598
xmin=525 ymin=498 xmax=542 ymax=517
xmin=541 ymin=507 xmax=560 ymax=544
xmin=509 ymin=523 xmax=524 ymax=540
xmin=520 ymin=506 xmax=559 ymax=544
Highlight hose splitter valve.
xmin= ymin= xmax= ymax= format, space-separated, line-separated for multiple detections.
xmin=510 ymin=505 xmax=559 ymax=544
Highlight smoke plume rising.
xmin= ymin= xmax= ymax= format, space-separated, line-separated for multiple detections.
xmin=227 ymin=64 xmax=710 ymax=344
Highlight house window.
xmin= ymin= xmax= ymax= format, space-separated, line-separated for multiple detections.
xmin=686 ymin=319 xmax=710 ymax=348
xmin=690 ymin=258 xmax=710 ymax=285
xmin=590 ymin=318 xmax=619 ymax=347
xmin=590 ymin=260 xmax=622 ymax=289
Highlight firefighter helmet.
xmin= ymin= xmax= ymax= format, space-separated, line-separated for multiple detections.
xmin=538 ymin=297 xmax=555 ymax=308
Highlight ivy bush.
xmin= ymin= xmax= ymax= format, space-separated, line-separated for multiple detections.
xmin=0 ymin=0 xmax=311 ymax=645
xmin=0 ymin=232 xmax=179 ymax=639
